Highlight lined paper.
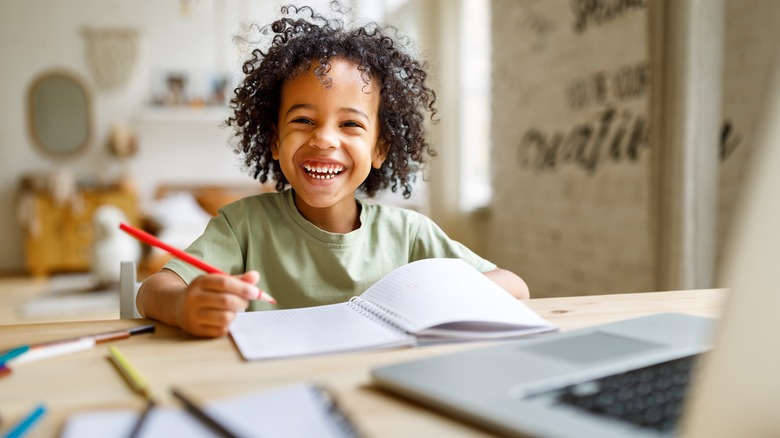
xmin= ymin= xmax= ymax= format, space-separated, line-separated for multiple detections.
xmin=230 ymin=303 xmax=414 ymax=361
xmin=361 ymin=258 xmax=555 ymax=338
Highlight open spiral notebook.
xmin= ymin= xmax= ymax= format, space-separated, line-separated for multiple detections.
xmin=229 ymin=258 xmax=556 ymax=361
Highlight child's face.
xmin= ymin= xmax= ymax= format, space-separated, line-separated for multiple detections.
xmin=273 ymin=58 xmax=386 ymax=218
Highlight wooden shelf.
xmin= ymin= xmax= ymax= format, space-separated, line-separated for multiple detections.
xmin=135 ymin=106 xmax=229 ymax=123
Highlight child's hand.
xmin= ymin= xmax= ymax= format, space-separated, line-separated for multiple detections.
xmin=175 ymin=270 xmax=262 ymax=338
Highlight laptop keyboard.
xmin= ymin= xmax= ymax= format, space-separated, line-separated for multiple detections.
xmin=554 ymin=355 xmax=698 ymax=433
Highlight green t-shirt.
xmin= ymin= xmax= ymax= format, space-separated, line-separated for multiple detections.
xmin=164 ymin=189 xmax=496 ymax=310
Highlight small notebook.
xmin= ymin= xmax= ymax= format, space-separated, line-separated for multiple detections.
xmin=61 ymin=382 xmax=360 ymax=438
xmin=229 ymin=258 xmax=556 ymax=360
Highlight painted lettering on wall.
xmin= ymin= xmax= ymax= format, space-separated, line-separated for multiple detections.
xmin=517 ymin=113 xmax=742 ymax=174
xmin=571 ymin=0 xmax=647 ymax=33
xmin=517 ymin=107 xmax=648 ymax=173
xmin=520 ymin=59 xmax=742 ymax=174
xmin=515 ymin=4 xmax=558 ymax=53
xmin=720 ymin=120 xmax=741 ymax=161
xmin=566 ymin=62 xmax=650 ymax=111
xmin=520 ymin=61 xmax=651 ymax=173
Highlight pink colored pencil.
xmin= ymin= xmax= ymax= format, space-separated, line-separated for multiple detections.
xmin=119 ymin=222 xmax=276 ymax=304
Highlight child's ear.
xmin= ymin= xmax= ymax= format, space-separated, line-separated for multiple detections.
xmin=372 ymin=140 xmax=388 ymax=169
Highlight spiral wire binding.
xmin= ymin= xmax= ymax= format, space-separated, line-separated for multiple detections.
xmin=310 ymin=384 xmax=363 ymax=438
xmin=346 ymin=297 xmax=413 ymax=334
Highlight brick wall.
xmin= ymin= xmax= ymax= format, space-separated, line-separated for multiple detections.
xmin=488 ymin=0 xmax=654 ymax=297
xmin=487 ymin=0 xmax=779 ymax=297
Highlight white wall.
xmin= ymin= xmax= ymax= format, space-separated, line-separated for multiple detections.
xmin=1 ymin=0 xmax=383 ymax=273
xmin=0 ymin=0 xmax=236 ymax=272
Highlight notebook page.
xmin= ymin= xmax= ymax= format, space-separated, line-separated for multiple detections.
xmin=360 ymin=258 xmax=555 ymax=338
xmin=230 ymin=302 xmax=414 ymax=360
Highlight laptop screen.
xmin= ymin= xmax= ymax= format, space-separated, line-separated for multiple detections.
xmin=680 ymin=43 xmax=780 ymax=438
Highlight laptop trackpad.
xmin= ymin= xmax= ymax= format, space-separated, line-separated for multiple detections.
xmin=524 ymin=332 xmax=663 ymax=365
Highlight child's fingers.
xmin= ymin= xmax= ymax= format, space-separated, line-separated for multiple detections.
xmin=194 ymin=307 xmax=240 ymax=326
xmin=195 ymin=274 xmax=260 ymax=300
xmin=188 ymin=319 xmax=232 ymax=338
xmin=179 ymin=294 xmax=245 ymax=337
xmin=236 ymin=270 xmax=265 ymax=301
xmin=238 ymin=270 xmax=261 ymax=285
xmin=197 ymin=290 xmax=252 ymax=312
xmin=179 ymin=273 xmax=264 ymax=337
xmin=193 ymin=306 xmax=256 ymax=337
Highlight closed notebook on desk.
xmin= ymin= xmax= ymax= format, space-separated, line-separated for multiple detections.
xmin=229 ymin=258 xmax=556 ymax=361
xmin=62 ymin=382 xmax=359 ymax=438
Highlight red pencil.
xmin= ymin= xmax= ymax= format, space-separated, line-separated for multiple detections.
xmin=119 ymin=222 xmax=276 ymax=304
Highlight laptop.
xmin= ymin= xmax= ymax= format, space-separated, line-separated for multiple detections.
xmin=371 ymin=50 xmax=780 ymax=438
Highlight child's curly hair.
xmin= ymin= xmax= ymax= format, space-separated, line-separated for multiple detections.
xmin=227 ymin=4 xmax=437 ymax=199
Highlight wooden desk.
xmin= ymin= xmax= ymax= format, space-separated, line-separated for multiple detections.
xmin=0 ymin=289 xmax=726 ymax=437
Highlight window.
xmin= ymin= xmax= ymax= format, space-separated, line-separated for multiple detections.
xmin=459 ymin=0 xmax=492 ymax=211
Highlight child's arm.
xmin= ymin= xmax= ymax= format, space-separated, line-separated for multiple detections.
xmin=136 ymin=269 xmax=261 ymax=338
xmin=484 ymin=268 xmax=530 ymax=300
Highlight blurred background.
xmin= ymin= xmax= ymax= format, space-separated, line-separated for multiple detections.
xmin=0 ymin=0 xmax=777 ymax=312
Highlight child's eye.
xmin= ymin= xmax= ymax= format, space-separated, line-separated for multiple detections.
xmin=291 ymin=117 xmax=313 ymax=125
xmin=342 ymin=121 xmax=363 ymax=128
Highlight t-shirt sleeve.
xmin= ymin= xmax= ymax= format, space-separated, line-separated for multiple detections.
xmin=409 ymin=213 xmax=497 ymax=273
xmin=163 ymin=211 xmax=245 ymax=284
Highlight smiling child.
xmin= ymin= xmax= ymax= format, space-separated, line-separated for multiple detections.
xmin=136 ymin=4 xmax=529 ymax=338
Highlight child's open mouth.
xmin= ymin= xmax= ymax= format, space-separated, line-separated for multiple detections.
xmin=302 ymin=163 xmax=346 ymax=180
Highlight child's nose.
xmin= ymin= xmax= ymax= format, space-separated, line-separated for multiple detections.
xmin=309 ymin=127 xmax=339 ymax=149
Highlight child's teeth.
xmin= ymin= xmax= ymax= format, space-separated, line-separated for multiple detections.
xmin=304 ymin=164 xmax=344 ymax=179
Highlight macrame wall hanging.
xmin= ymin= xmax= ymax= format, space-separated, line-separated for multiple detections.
xmin=81 ymin=27 xmax=139 ymax=91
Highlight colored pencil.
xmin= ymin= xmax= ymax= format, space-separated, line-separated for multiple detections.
xmin=171 ymin=387 xmax=238 ymax=438
xmin=108 ymin=346 xmax=152 ymax=400
xmin=0 ymin=346 xmax=29 ymax=365
xmin=0 ymin=325 xmax=155 ymax=358
xmin=34 ymin=324 xmax=155 ymax=349
xmin=118 ymin=222 xmax=276 ymax=304
xmin=127 ymin=398 xmax=156 ymax=438
xmin=107 ymin=347 xmax=158 ymax=438
xmin=7 ymin=338 xmax=95 ymax=365
xmin=4 ymin=404 xmax=46 ymax=438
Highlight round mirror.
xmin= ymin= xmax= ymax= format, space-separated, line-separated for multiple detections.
xmin=27 ymin=70 xmax=93 ymax=159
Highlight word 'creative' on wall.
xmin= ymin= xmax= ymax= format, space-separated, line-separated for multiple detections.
xmin=517 ymin=107 xmax=648 ymax=173
xmin=517 ymin=112 xmax=741 ymax=174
